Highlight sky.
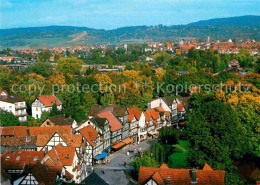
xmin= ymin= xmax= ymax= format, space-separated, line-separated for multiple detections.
xmin=0 ymin=0 xmax=259 ymax=29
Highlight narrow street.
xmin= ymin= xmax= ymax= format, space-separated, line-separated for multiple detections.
xmin=93 ymin=139 xmax=156 ymax=185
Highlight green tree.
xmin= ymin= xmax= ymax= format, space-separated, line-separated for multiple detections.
xmin=186 ymin=99 xmax=249 ymax=184
xmin=100 ymin=93 xmax=115 ymax=106
xmin=107 ymin=56 xmax=113 ymax=69
xmin=0 ymin=110 xmax=20 ymax=126
xmin=23 ymin=62 xmax=53 ymax=77
xmin=40 ymin=111 xmax=50 ymax=122
xmin=130 ymin=155 xmax=158 ymax=174
xmin=153 ymin=51 xmax=170 ymax=69
xmin=81 ymin=92 xmax=98 ymax=116
xmin=50 ymin=104 xmax=61 ymax=116
xmin=57 ymin=57 xmax=83 ymax=75
xmin=39 ymin=51 xmax=51 ymax=62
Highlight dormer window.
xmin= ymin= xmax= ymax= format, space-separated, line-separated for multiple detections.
xmin=33 ymin=156 xmax=38 ymax=161
xmin=5 ymin=156 xmax=10 ymax=160
xmin=191 ymin=168 xmax=198 ymax=184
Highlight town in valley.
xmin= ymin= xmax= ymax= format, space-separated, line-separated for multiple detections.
xmin=0 ymin=1 xmax=259 ymax=185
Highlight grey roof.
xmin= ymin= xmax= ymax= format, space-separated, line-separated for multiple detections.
xmin=81 ymin=172 xmax=109 ymax=185
xmin=0 ymin=95 xmax=25 ymax=103
xmin=89 ymin=104 xmax=127 ymax=117
xmin=161 ymin=96 xmax=175 ymax=106
xmin=90 ymin=116 xmax=107 ymax=131
xmin=47 ymin=115 xmax=75 ymax=126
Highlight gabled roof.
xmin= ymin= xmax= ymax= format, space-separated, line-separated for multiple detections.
xmin=203 ymin=163 xmax=213 ymax=171
xmin=82 ymin=171 xmax=109 ymax=185
xmin=127 ymin=107 xmax=143 ymax=123
xmin=48 ymin=144 xmax=76 ymax=166
xmin=37 ymin=95 xmax=62 ymax=107
xmin=46 ymin=115 xmax=75 ymax=126
xmin=21 ymin=163 xmax=58 ymax=185
xmin=36 ymin=131 xmax=82 ymax=148
xmin=1 ymin=150 xmax=45 ymax=170
xmin=161 ymin=96 xmax=175 ymax=106
xmin=78 ymin=125 xmax=98 ymax=147
xmin=97 ymin=111 xmax=123 ymax=132
xmin=138 ymin=163 xmax=225 ymax=185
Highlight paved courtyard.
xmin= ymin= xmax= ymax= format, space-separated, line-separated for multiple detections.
xmin=94 ymin=139 xmax=156 ymax=185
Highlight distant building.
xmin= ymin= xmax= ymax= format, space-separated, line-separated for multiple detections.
xmin=0 ymin=90 xmax=27 ymax=122
xmin=228 ymin=59 xmax=240 ymax=68
xmin=31 ymin=95 xmax=62 ymax=119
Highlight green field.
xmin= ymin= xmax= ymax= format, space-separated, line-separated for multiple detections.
xmin=169 ymin=140 xmax=190 ymax=168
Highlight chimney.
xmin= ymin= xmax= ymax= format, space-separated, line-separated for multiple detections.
xmin=166 ymin=176 xmax=171 ymax=185
xmin=191 ymin=168 xmax=197 ymax=184
xmin=26 ymin=128 xmax=31 ymax=142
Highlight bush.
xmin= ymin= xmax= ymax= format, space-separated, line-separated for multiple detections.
xmin=159 ymin=127 xmax=179 ymax=145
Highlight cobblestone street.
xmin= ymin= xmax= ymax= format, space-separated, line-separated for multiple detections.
xmin=94 ymin=139 xmax=156 ymax=185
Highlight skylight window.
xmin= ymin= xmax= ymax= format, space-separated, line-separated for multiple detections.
xmin=5 ymin=156 xmax=10 ymax=160
xmin=33 ymin=156 xmax=38 ymax=161
xmin=66 ymin=154 xmax=70 ymax=158
xmin=16 ymin=156 xmax=20 ymax=161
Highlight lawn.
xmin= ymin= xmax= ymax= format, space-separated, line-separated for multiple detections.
xmin=169 ymin=140 xmax=190 ymax=168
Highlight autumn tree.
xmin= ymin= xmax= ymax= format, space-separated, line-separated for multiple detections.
xmin=57 ymin=57 xmax=83 ymax=75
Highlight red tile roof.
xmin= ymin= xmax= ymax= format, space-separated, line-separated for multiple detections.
xmin=38 ymin=95 xmax=62 ymax=107
xmin=78 ymin=125 xmax=98 ymax=147
xmin=1 ymin=150 xmax=45 ymax=170
xmin=29 ymin=126 xmax=71 ymax=136
xmin=36 ymin=131 xmax=82 ymax=148
xmin=97 ymin=111 xmax=123 ymax=132
xmin=203 ymin=163 xmax=213 ymax=170
xmin=138 ymin=163 xmax=225 ymax=185
xmin=48 ymin=144 xmax=76 ymax=166
xmin=154 ymin=107 xmax=170 ymax=117
xmin=65 ymin=170 xmax=74 ymax=180
xmin=177 ymin=104 xmax=184 ymax=112
xmin=128 ymin=107 xmax=143 ymax=123
xmin=1 ymin=126 xmax=27 ymax=137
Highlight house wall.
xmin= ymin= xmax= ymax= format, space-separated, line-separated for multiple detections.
xmin=32 ymin=99 xmax=62 ymax=119
xmin=0 ymin=101 xmax=27 ymax=122
xmin=148 ymin=99 xmax=171 ymax=112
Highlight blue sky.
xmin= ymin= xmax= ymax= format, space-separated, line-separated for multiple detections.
xmin=0 ymin=0 xmax=259 ymax=29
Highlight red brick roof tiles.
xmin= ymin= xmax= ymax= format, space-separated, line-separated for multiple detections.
xmin=38 ymin=95 xmax=62 ymax=107
xmin=48 ymin=144 xmax=76 ymax=166
xmin=78 ymin=125 xmax=98 ymax=147
xmin=1 ymin=151 xmax=45 ymax=170
xmin=97 ymin=111 xmax=123 ymax=132
xmin=128 ymin=107 xmax=143 ymax=123
xmin=138 ymin=163 xmax=225 ymax=185
xmin=203 ymin=163 xmax=213 ymax=171
xmin=1 ymin=126 xmax=27 ymax=137
xmin=177 ymin=104 xmax=184 ymax=112
xmin=29 ymin=125 xmax=71 ymax=136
